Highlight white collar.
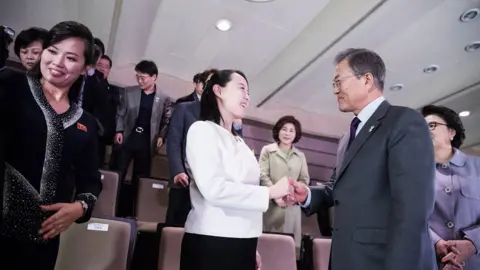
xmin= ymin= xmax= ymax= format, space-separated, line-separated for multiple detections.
xmin=356 ymin=96 xmax=385 ymax=123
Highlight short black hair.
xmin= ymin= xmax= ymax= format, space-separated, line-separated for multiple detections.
xmin=14 ymin=27 xmax=48 ymax=57
xmin=135 ymin=60 xmax=158 ymax=77
xmin=93 ymin=37 xmax=105 ymax=55
xmin=200 ymin=69 xmax=247 ymax=128
xmin=199 ymin=68 xmax=219 ymax=84
xmin=44 ymin=21 xmax=95 ymax=66
xmin=421 ymin=105 xmax=466 ymax=148
xmin=100 ymin=54 xmax=112 ymax=67
xmin=31 ymin=21 xmax=95 ymax=102
xmin=334 ymin=48 xmax=386 ymax=90
xmin=193 ymin=72 xmax=201 ymax=83
xmin=272 ymin=115 xmax=302 ymax=144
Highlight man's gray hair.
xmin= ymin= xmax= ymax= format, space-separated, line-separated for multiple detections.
xmin=334 ymin=48 xmax=386 ymax=91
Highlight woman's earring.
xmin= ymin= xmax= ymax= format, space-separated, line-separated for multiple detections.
xmin=450 ymin=137 xmax=454 ymax=141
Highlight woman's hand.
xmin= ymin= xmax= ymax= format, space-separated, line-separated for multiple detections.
xmin=268 ymin=176 xmax=292 ymax=199
xmin=39 ymin=202 xmax=85 ymax=239
xmin=274 ymin=198 xmax=287 ymax=208
xmin=256 ymin=250 xmax=262 ymax=270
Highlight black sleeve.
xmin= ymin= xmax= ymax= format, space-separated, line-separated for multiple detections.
xmin=73 ymin=118 xmax=103 ymax=223
xmin=166 ymin=103 xmax=187 ymax=181
xmin=158 ymin=96 xmax=174 ymax=139
xmin=0 ymin=69 xmax=16 ymax=224
xmin=0 ymin=69 xmax=8 ymax=224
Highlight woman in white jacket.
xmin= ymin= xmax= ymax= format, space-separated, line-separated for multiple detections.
xmin=180 ymin=69 xmax=291 ymax=270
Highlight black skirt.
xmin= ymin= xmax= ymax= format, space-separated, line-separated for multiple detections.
xmin=0 ymin=235 xmax=59 ymax=270
xmin=180 ymin=233 xmax=257 ymax=270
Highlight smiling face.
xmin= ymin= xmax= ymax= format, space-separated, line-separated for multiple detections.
xmin=19 ymin=40 xmax=43 ymax=70
xmin=279 ymin=122 xmax=296 ymax=145
xmin=333 ymin=60 xmax=372 ymax=114
xmin=40 ymin=37 xmax=86 ymax=88
xmin=96 ymin=57 xmax=111 ymax=79
xmin=215 ymin=72 xmax=250 ymax=119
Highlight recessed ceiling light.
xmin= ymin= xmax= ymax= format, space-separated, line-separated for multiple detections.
xmin=215 ymin=19 xmax=232 ymax=31
xmin=459 ymin=111 xmax=470 ymax=117
xmin=465 ymin=41 xmax=480 ymax=52
xmin=460 ymin=8 xmax=479 ymax=22
xmin=423 ymin=65 xmax=439 ymax=74
xmin=389 ymin=84 xmax=403 ymax=91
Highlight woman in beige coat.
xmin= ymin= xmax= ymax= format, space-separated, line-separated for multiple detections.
xmin=259 ymin=115 xmax=310 ymax=247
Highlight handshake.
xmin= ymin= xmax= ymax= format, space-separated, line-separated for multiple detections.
xmin=267 ymin=177 xmax=309 ymax=208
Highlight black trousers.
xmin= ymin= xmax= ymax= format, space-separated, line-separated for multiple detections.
xmin=165 ymin=188 xmax=191 ymax=227
xmin=0 ymin=235 xmax=59 ymax=270
xmin=180 ymin=233 xmax=257 ymax=270
xmin=113 ymin=133 xmax=151 ymax=216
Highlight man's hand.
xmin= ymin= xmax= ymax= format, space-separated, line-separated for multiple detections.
xmin=173 ymin=173 xmax=189 ymax=187
xmin=156 ymin=137 xmax=163 ymax=149
xmin=256 ymin=250 xmax=262 ymax=270
xmin=289 ymin=179 xmax=308 ymax=204
xmin=115 ymin=133 xmax=123 ymax=144
xmin=441 ymin=240 xmax=476 ymax=269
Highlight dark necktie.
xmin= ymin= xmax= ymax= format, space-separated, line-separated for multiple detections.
xmin=347 ymin=117 xmax=361 ymax=149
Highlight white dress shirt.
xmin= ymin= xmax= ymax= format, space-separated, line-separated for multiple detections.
xmin=185 ymin=121 xmax=270 ymax=238
xmin=302 ymin=96 xmax=386 ymax=207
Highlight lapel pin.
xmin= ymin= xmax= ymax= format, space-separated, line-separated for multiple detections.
xmin=155 ymin=97 xmax=160 ymax=102
xmin=369 ymin=126 xmax=375 ymax=132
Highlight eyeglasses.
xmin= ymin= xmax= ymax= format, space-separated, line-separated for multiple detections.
xmin=332 ymin=75 xmax=357 ymax=89
xmin=427 ymin=121 xmax=448 ymax=131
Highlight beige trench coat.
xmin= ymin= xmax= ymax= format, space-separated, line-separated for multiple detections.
xmin=259 ymin=143 xmax=310 ymax=246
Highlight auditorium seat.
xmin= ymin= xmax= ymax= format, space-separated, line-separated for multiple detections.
xmin=312 ymin=238 xmax=331 ymax=270
xmin=157 ymin=227 xmax=185 ymax=270
xmin=135 ymin=178 xmax=169 ymax=223
xmin=92 ymin=170 xmax=119 ymax=218
xmin=55 ymin=218 xmax=132 ymax=270
xmin=257 ymin=233 xmax=297 ymax=270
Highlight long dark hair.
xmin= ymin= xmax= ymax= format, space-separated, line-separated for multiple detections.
xmin=200 ymin=69 xmax=248 ymax=127
xmin=28 ymin=21 xmax=95 ymax=102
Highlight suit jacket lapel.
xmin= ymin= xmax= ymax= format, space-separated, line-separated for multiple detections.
xmin=132 ymin=87 xmax=142 ymax=119
xmin=336 ymin=101 xmax=391 ymax=181
xmin=152 ymin=87 xmax=162 ymax=121
xmin=335 ymin=134 xmax=349 ymax=179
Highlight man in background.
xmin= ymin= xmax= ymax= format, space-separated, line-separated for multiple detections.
xmin=95 ymin=54 xmax=120 ymax=167
xmin=0 ymin=25 xmax=14 ymax=69
xmin=114 ymin=60 xmax=173 ymax=216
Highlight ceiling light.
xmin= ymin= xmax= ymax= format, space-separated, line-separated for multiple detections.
xmin=389 ymin=84 xmax=403 ymax=91
xmin=460 ymin=8 xmax=479 ymax=22
xmin=215 ymin=19 xmax=232 ymax=31
xmin=246 ymin=0 xmax=276 ymax=2
xmin=423 ymin=65 xmax=439 ymax=74
xmin=465 ymin=41 xmax=480 ymax=52
xmin=459 ymin=111 xmax=470 ymax=117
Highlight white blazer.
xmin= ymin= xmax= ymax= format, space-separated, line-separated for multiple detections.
xmin=184 ymin=121 xmax=270 ymax=238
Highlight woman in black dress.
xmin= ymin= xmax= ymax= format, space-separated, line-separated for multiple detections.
xmin=0 ymin=21 xmax=102 ymax=270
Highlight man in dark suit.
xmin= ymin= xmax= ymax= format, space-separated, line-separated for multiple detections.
xmin=165 ymin=101 xmax=199 ymax=226
xmin=165 ymin=69 xmax=243 ymax=226
xmin=291 ymin=48 xmax=437 ymax=270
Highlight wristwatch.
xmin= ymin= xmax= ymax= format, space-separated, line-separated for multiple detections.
xmin=76 ymin=200 xmax=88 ymax=216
